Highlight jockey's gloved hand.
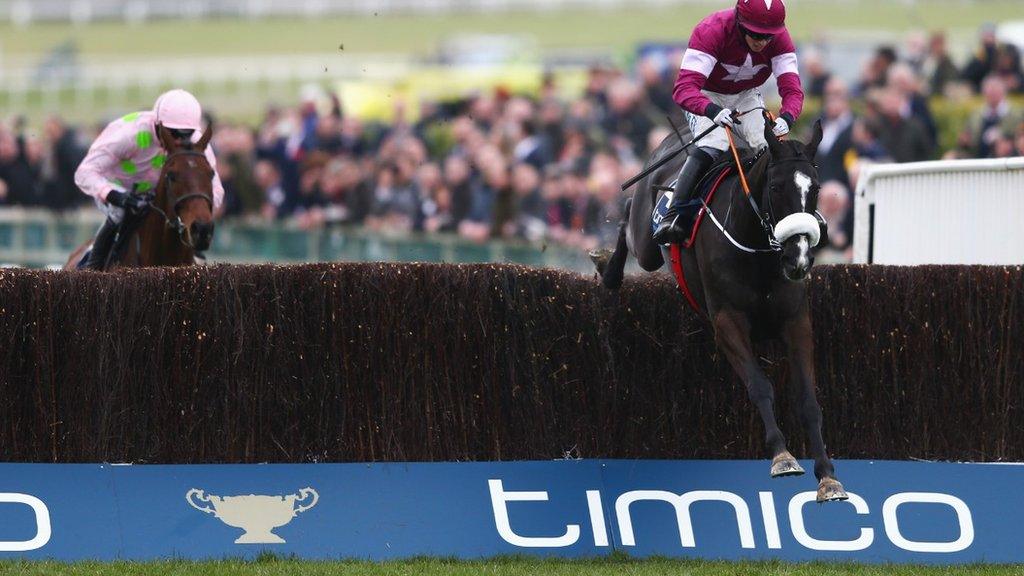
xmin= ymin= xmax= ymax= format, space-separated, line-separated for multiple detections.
xmin=706 ymin=105 xmax=739 ymax=129
xmin=125 ymin=194 xmax=152 ymax=214
xmin=107 ymin=190 xmax=150 ymax=214
xmin=773 ymin=113 xmax=794 ymax=137
xmin=106 ymin=190 xmax=130 ymax=208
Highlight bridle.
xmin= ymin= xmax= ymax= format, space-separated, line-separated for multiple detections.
xmin=700 ymin=143 xmax=822 ymax=254
xmin=148 ymin=149 xmax=214 ymax=249
xmin=760 ymin=154 xmax=818 ymax=234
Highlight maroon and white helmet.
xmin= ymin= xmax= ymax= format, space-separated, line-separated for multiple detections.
xmin=736 ymin=0 xmax=786 ymax=36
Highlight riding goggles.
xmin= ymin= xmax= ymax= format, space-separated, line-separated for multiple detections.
xmin=739 ymin=25 xmax=774 ymax=41
xmin=168 ymin=128 xmax=195 ymax=141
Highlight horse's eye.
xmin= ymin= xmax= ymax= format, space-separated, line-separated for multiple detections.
xmin=166 ymin=172 xmax=177 ymax=182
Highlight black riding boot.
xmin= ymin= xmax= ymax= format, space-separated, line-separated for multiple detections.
xmin=81 ymin=218 xmax=118 ymax=270
xmin=652 ymin=148 xmax=715 ymax=245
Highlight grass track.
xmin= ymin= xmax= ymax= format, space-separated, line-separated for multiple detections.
xmin=1 ymin=558 xmax=1022 ymax=576
xmin=0 ymin=0 xmax=1021 ymax=59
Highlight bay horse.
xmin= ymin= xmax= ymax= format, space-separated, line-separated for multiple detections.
xmin=598 ymin=112 xmax=847 ymax=502
xmin=65 ymin=124 xmax=216 ymax=270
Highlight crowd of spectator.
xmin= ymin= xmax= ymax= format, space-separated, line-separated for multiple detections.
xmin=799 ymin=26 xmax=1024 ymax=260
xmin=1 ymin=24 xmax=1023 ymax=263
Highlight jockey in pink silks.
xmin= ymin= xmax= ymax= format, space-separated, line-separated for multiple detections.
xmin=653 ymin=0 xmax=805 ymax=244
xmin=74 ymin=89 xmax=225 ymax=269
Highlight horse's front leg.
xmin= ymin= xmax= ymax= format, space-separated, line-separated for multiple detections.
xmin=782 ymin=313 xmax=848 ymax=502
xmin=712 ymin=309 xmax=802 ymax=478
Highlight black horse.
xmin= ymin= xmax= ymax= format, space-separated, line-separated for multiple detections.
xmin=597 ymin=112 xmax=847 ymax=502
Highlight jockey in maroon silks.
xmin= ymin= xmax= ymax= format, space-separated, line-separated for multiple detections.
xmin=653 ymin=0 xmax=804 ymax=244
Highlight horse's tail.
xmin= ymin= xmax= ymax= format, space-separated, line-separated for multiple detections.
xmin=601 ymin=197 xmax=631 ymax=290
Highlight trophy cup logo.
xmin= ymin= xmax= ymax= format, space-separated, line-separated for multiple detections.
xmin=186 ymin=487 xmax=319 ymax=544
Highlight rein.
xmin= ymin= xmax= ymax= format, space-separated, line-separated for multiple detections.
xmin=726 ymin=108 xmax=781 ymax=250
xmin=703 ymin=150 xmax=822 ymax=254
xmin=700 ymin=195 xmax=778 ymax=254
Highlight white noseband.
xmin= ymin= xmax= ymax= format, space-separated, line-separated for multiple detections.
xmin=773 ymin=212 xmax=820 ymax=247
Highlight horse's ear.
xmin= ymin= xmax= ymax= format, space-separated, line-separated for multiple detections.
xmin=762 ymin=110 xmax=784 ymax=157
xmin=804 ymin=119 xmax=823 ymax=161
xmin=156 ymin=123 xmax=177 ymax=153
xmin=196 ymin=121 xmax=214 ymax=151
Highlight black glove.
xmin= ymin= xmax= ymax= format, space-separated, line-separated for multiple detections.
xmin=106 ymin=190 xmax=130 ymax=208
xmin=107 ymin=190 xmax=151 ymax=214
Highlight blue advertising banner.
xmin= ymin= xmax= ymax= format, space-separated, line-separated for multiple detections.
xmin=0 ymin=460 xmax=1020 ymax=564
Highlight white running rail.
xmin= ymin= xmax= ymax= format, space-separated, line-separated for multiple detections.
xmin=853 ymin=157 xmax=1024 ymax=265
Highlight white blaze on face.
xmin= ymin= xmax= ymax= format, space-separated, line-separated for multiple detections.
xmin=794 ymin=171 xmax=812 ymax=210
xmin=763 ymin=0 xmax=773 ymax=9
xmin=797 ymin=236 xmax=809 ymax=270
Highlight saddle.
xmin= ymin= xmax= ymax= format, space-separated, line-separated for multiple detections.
xmin=651 ymin=148 xmax=763 ymax=248
xmin=654 ymin=149 xmax=763 ymax=315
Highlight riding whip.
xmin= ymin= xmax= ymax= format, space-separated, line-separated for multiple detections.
xmin=620 ymin=106 xmax=766 ymax=192
xmin=620 ymin=123 xmax=718 ymax=191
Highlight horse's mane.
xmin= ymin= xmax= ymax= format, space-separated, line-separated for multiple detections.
xmin=745 ymin=140 xmax=806 ymax=191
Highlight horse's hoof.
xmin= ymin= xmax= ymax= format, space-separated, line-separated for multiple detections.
xmin=770 ymin=451 xmax=805 ymax=478
xmin=589 ymin=249 xmax=613 ymax=276
xmin=816 ymin=478 xmax=849 ymax=503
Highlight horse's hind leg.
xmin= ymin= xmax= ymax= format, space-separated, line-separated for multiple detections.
xmin=627 ymin=184 xmax=664 ymax=272
xmin=783 ymin=313 xmax=848 ymax=502
xmin=712 ymin=309 xmax=794 ymax=474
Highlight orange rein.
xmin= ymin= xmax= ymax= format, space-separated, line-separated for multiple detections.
xmin=725 ymin=127 xmax=752 ymax=197
xmin=725 ymin=109 xmax=780 ymax=198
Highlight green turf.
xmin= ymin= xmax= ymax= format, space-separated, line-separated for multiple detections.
xmin=3 ymin=0 xmax=1019 ymax=126
xmin=0 ymin=0 xmax=1020 ymax=60
xmin=0 ymin=557 xmax=1021 ymax=576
